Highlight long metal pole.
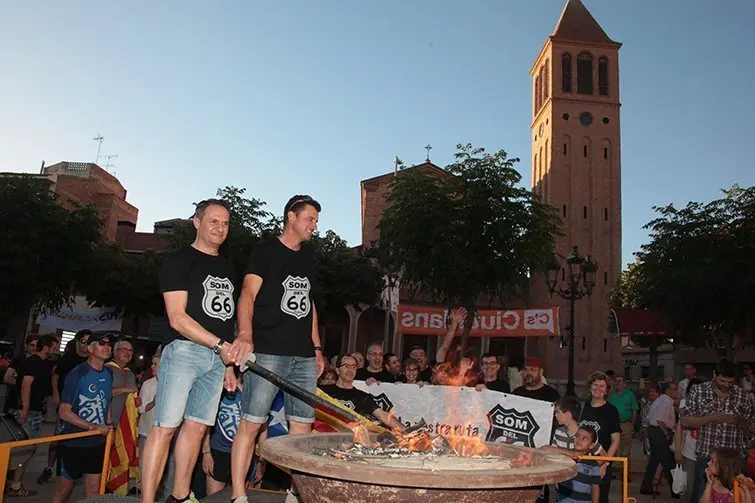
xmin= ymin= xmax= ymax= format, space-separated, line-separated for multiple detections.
xmin=567 ymin=292 xmax=576 ymax=396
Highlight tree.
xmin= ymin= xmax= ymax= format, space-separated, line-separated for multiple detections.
xmin=378 ymin=144 xmax=561 ymax=354
xmin=0 ymin=175 xmax=103 ymax=343
xmin=625 ymin=185 xmax=755 ymax=361
xmin=310 ymin=231 xmax=382 ymax=321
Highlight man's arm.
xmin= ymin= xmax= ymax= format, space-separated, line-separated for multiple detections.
xmin=3 ymin=367 xmax=16 ymax=385
xmin=312 ymin=307 xmax=325 ymax=377
xmin=607 ymin=432 xmax=621 ymax=457
xmin=436 ymin=308 xmax=466 ymax=363
xmin=52 ymin=373 xmax=60 ymax=407
xmin=19 ymin=375 xmax=34 ymax=421
xmin=164 ymin=290 xmax=232 ymax=361
xmin=58 ymin=403 xmax=109 ymax=434
xmin=138 ymin=381 xmax=156 ymax=414
xmin=373 ymin=408 xmax=405 ymax=432
xmin=236 ymin=274 xmax=262 ymax=341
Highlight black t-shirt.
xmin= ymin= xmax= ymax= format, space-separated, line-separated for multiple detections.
xmin=579 ymin=401 xmax=621 ymax=452
xmin=513 ymin=384 xmax=561 ymax=403
xmin=245 ymin=238 xmax=320 ymax=357
xmin=483 ymin=379 xmax=511 ymax=394
xmin=3 ymin=355 xmax=26 ymax=413
xmin=15 ymin=355 xmax=49 ymax=412
xmin=159 ymin=246 xmax=238 ymax=344
xmin=355 ymin=367 xmax=396 ymax=383
xmin=320 ymin=384 xmax=380 ymax=418
xmin=54 ymin=353 xmax=87 ymax=394
xmin=418 ymin=366 xmax=434 ymax=383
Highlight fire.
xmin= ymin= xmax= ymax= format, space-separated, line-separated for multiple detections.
xmin=347 ymin=422 xmax=376 ymax=448
xmin=443 ymin=434 xmax=490 ymax=457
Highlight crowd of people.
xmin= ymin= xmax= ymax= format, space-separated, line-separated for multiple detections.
xmin=4 ymin=194 xmax=755 ymax=503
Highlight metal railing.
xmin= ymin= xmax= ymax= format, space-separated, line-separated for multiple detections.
xmin=735 ymin=477 xmax=755 ymax=503
xmin=0 ymin=430 xmax=113 ymax=497
xmin=578 ymin=455 xmax=637 ymax=503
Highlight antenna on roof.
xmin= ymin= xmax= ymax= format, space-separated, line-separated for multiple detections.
xmin=393 ymin=155 xmax=403 ymax=177
xmin=103 ymin=154 xmax=118 ymax=174
xmin=93 ymin=134 xmax=104 ymax=164
xmin=425 ymin=144 xmax=432 ymax=161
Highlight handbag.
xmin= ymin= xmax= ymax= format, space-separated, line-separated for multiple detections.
xmin=671 ymin=464 xmax=686 ymax=494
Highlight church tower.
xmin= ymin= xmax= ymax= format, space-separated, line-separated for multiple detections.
xmin=529 ymin=0 xmax=622 ymax=386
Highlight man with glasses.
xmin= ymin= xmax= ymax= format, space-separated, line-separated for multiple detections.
xmin=231 ymin=195 xmax=326 ymax=503
xmin=108 ymin=340 xmax=139 ymax=427
xmin=52 ymin=332 xmax=114 ymax=503
xmin=320 ymin=355 xmax=404 ymax=430
xmin=356 ymin=343 xmax=395 ymax=383
xmin=475 ymin=353 xmax=510 ymax=393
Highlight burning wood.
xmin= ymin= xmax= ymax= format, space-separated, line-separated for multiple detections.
xmin=317 ymin=419 xmax=534 ymax=467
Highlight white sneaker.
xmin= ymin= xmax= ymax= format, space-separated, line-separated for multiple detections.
xmin=285 ymin=489 xmax=300 ymax=503
xmin=231 ymin=496 xmax=249 ymax=503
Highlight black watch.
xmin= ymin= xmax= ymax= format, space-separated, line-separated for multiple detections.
xmin=314 ymin=345 xmax=323 ymax=352
xmin=212 ymin=340 xmax=224 ymax=355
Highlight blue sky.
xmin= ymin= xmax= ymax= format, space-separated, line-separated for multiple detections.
xmin=2 ymin=1 xmax=753 ymax=267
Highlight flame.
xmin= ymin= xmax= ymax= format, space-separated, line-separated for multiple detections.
xmin=396 ymin=432 xmax=434 ymax=453
xmin=443 ymin=434 xmax=490 ymax=457
xmin=348 ymin=422 xmax=376 ymax=447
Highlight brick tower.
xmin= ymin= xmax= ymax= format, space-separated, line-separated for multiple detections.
xmin=528 ymin=0 xmax=622 ymax=388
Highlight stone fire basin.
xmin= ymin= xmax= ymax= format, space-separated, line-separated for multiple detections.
xmin=260 ymin=433 xmax=577 ymax=503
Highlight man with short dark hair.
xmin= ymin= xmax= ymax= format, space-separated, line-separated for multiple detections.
xmin=383 ymin=352 xmax=401 ymax=380
xmin=678 ymin=363 xmax=697 ymax=401
xmin=512 ymin=357 xmax=560 ymax=402
xmin=681 ymin=360 xmax=755 ymax=503
xmin=142 ymin=199 xmax=244 ymax=503
xmin=3 ymin=334 xmax=40 ymax=411
xmin=6 ymin=334 xmax=58 ymax=497
xmin=475 ymin=353 xmax=510 ymax=393
xmin=608 ymin=374 xmax=638 ymax=480
xmin=356 ymin=343 xmax=395 ymax=383
xmin=231 ymin=195 xmax=326 ymax=503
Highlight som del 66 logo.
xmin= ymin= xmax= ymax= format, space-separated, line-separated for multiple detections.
xmin=485 ymin=404 xmax=540 ymax=448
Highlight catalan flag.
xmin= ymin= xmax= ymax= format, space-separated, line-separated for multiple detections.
xmin=106 ymin=392 xmax=139 ymax=495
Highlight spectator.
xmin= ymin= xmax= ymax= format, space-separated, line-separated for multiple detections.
xmin=512 ymin=357 xmax=560 ymax=402
xmin=108 ymin=340 xmax=140 ymax=426
xmin=3 ymin=335 xmax=40 ymax=412
xmin=555 ymin=426 xmax=603 ymax=503
xmin=52 ymin=332 xmax=113 ymax=503
xmin=579 ymin=371 xmax=621 ymax=503
xmin=350 ymin=352 xmax=365 ymax=370
xmin=139 ymin=354 xmax=161 ymax=464
xmin=701 ymin=447 xmax=745 ymax=503
xmin=678 ymin=364 xmax=697 ymax=401
xmin=674 ymin=377 xmax=703 ymax=503
xmin=608 ymin=374 xmax=638 ymax=480
xmin=640 ymin=382 xmax=681 ymax=497
xmin=475 ymin=354 xmax=510 ymax=393
xmin=681 ymin=360 xmax=755 ymax=503
xmin=383 ymin=353 xmax=401 ymax=380
xmin=356 ymin=343 xmax=395 ymax=383
xmin=399 ymin=359 xmax=423 ymax=385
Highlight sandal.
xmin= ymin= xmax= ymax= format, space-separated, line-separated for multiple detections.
xmin=5 ymin=485 xmax=37 ymax=497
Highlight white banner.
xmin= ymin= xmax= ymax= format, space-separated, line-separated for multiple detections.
xmin=37 ymin=304 xmax=123 ymax=332
xmin=353 ymin=381 xmax=554 ymax=448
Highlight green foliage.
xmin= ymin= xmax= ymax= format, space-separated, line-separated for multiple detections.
xmin=0 ymin=175 xmax=103 ymax=320
xmin=378 ymin=144 xmax=561 ymax=349
xmin=625 ymin=185 xmax=755 ymax=352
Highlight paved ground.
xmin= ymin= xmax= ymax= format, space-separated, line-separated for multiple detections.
xmin=8 ymin=423 xmax=680 ymax=503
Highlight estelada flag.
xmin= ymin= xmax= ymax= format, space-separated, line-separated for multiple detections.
xmin=107 ymin=392 xmax=139 ymax=495
xmin=313 ymin=388 xmax=387 ymax=434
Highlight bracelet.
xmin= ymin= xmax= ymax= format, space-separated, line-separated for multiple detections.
xmin=202 ymin=451 xmax=211 ymax=455
xmin=314 ymin=345 xmax=323 ymax=352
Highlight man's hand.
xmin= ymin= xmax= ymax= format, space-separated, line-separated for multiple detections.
xmin=365 ymin=378 xmax=379 ymax=386
xmin=674 ymin=450 xmax=683 ymax=465
xmin=450 ymin=307 xmax=467 ymax=325
xmin=134 ymin=396 xmax=142 ymax=408
xmin=315 ymin=351 xmax=326 ymax=378
xmin=599 ymin=463 xmax=607 ymax=478
xmin=475 ymin=384 xmax=487 ymax=392
xmin=202 ymin=452 xmax=215 ymax=476
xmin=224 ymin=367 xmax=238 ymax=392
xmin=711 ymin=412 xmax=737 ymax=424
xmin=17 ymin=409 xmax=29 ymax=425
xmin=218 ymin=342 xmax=235 ymax=365
xmin=96 ymin=424 xmax=111 ymax=436
xmin=229 ymin=336 xmax=253 ymax=365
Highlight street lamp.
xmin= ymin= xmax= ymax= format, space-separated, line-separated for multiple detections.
xmin=546 ymin=246 xmax=598 ymax=396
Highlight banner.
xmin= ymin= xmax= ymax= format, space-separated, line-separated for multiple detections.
xmin=353 ymin=381 xmax=554 ymax=448
xmin=398 ymin=304 xmax=559 ymax=337
xmin=37 ymin=305 xmax=123 ymax=332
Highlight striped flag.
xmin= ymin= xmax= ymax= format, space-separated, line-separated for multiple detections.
xmin=106 ymin=392 xmax=139 ymax=495
xmin=313 ymin=388 xmax=387 ymax=434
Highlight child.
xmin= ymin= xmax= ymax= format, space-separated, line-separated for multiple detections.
xmin=554 ymin=426 xmax=602 ymax=503
xmin=546 ymin=396 xmax=605 ymax=457
xmin=702 ymin=447 xmax=753 ymax=503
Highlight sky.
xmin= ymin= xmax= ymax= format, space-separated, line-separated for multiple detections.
xmin=2 ymin=1 xmax=754 ymax=266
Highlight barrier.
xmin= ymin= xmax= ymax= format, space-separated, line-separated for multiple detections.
xmin=0 ymin=430 xmax=113 ymax=497
xmin=735 ymin=477 xmax=755 ymax=503
xmin=578 ymin=455 xmax=636 ymax=503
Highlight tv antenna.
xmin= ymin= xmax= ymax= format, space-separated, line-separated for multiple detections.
xmin=393 ymin=155 xmax=404 ymax=177
xmin=103 ymin=154 xmax=118 ymax=174
xmin=93 ymin=135 xmax=104 ymax=164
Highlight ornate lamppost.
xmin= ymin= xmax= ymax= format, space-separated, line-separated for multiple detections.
xmin=546 ymin=246 xmax=598 ymax=396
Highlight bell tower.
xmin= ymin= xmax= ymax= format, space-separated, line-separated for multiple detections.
xmin=529 ymin=0 xmax=622 ymax=387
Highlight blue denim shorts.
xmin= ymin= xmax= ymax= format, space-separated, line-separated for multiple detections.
xmin=10 ymin=409 xmax=43 ymax=438
xmin=153 ymin=340 xmax=225 ymax=427
xmin=241 ymin=353 xmax=317 ymax=424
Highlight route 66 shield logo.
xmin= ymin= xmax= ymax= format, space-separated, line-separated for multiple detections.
xmin=202 ymin=275 xmax=235 ymax=321
xmin=281 ymin=275 xmax=311 ymax=320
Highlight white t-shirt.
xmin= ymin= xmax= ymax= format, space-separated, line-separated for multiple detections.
xmin=678 ymin=378 xmax=689 ymax=401
xmin=679 ymin=398 xmax=698 ymax=461
xmin=138 ymin=377 xmax=158 ymax=438
xmin=647 ymin=394 xmax=676 ymax=430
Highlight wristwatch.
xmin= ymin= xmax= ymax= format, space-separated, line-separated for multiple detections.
xmin=212 ymin=340 xmax=224 ymax=355
xmin=314 ymin=346 xmax=323 ymax=352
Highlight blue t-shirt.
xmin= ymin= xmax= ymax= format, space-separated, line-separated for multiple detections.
xmin=60 ymin=362 xmax=113 ymax=447
xmin=211 ymin=392 xmax=243 ymax=453
xmin=556 ymin=459 xmax=601 ymax=502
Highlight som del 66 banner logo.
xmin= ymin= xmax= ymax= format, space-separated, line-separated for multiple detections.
xmin=485 ymin=404 xmax=540 ymax=448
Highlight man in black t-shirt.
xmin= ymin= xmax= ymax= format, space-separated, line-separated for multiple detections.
xmin=355 ymin=343 xmax=396 ymax=383
xmin=3 ymin=334 xmax=40 ymax=414
xmin=6 ymin=334 xmax=57 ymax=497
xmin=512 ymin=357 xmax=561 ymax=403
xmin=321 ymin=355 xmax=404 ymax=430
xmin=475 ymin=353 xmax=511 ymax=394
xmin=231 ymin=195 xmax=326 ymax=503
xmin=142 ymin=199 xmax=244 ymax=503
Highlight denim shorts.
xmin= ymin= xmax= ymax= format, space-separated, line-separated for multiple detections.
xmin=153 ymin=340 xmax=225 ymax=427
xmin=10 ymin=409 xmax=43 ymax=438
xmin=241 ymin=353 xmax=317 ymax=424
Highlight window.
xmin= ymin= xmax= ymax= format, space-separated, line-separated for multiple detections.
xmin=583 ymin=145 xmax=588 ymax=157
xmin=598 ymin=57 xmax=609 ymax=96
xmin=604 ymin=271 xmax=608 ymax=285
xmin=563 ymin=143 xmax=568 ymax=155
xmin=604 ymin=207 xmax=608 ymax=221
xmin=583 ymin=206 xmax=587 ymax=219
xmin=562 ymin=53 xmax=572 ymax=93
xmin=544 ymin=61 xmax=550 ymax=99
xmin=577 ymin=52 xmax=594 ymax=95
xmin=562 ymin=204 xmax=567 ymax=217
xmin=581 ymin=338 xmax=586 ymax=351
xmin=533 ymin=154 xmax=538 ymax=181
xmin=535 ymin=74 xmax=542 ymax=112
xmin=603 ymin=147 xmax=608 ymax=159
xmin=603 ymin=339 xmax=608 ymax=352
xmin=561 ymin=268 xmax=565 ymax=281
